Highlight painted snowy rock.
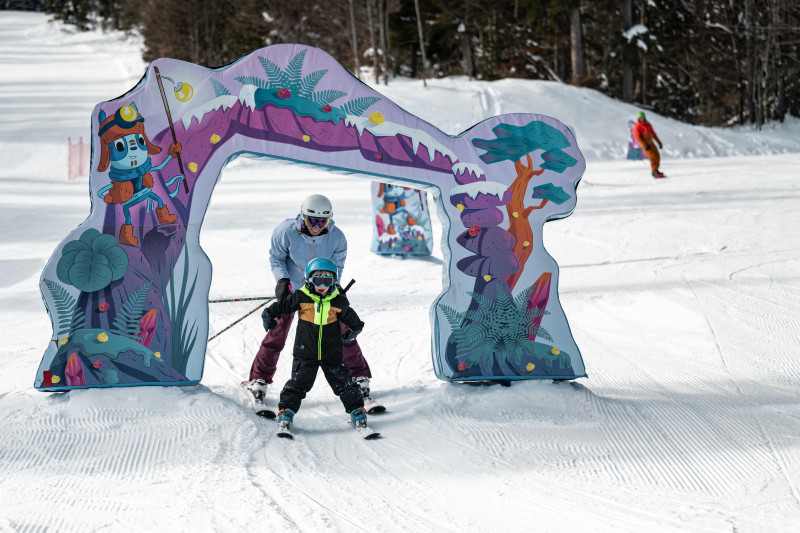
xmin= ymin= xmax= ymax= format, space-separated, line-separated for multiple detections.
xmin=36 ymin=44 xmax=586 ymax=391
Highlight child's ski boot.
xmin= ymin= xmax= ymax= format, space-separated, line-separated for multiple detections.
xmin=349 ymin=407 xmax=380 ymax=439
xmin=276 ymin=408 xmax=295 ymax=439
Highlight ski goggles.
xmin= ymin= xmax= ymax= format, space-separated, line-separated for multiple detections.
xmin=310 ymin=275 xmax=334 ymax=288
xmin=304 ymin=215 xmax=329 ymax=229
xmin=99 ymin=105 xmax=143 ymax=136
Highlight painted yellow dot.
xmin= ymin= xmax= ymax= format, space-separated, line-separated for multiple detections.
xmin=188 ymin=162 xmax=198 ymax=173
xmin=526 ymin=363 xmax=535 ymax=371
xmin=210 ymin=134 xmax=221 ymax=144
xmin=52 ymin=375 xmax=61 ymax=383
xmin=483 ymin=275 xmax=491 ymax=281
xmin=60 ymin=336 xmax=69 ymax=346
xmin=456 ymin=204 xmax=464 ymax=211
xmin=523 ymin=241 xmax=530 ymax=248
xmin=154 ymin=352 xmax=162 ymax=358
xmin=551 ymin=347 xmax=560 ymax=355
xmin=512 ymin=211 xmax=519 ymax=218
xmin=302 ymin=135 xmax=310 ymax=142
xmin=369 ymin=111 xmax=384 ymax=124
xmin=418 ymin=235 xmax=423 ymax=240
xmin=97 ymin=332 xmax=108 ymax=342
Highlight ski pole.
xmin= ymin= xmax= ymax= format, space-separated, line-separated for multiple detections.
xmin=341 ymin=279 xmax=355 ymax=293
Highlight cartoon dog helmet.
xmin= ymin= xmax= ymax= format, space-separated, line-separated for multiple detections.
xmin=96 ymin=103 xmax=161 ymax=172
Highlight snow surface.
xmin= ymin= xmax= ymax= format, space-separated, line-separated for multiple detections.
xmin=1 ymin=11 xmax=800 ymax=532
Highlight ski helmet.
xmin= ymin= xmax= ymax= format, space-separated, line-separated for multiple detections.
xmin=637 ymin=111 xmax=646 ymax=119
xmin=305 ymin=257 xmax=338 ymax=282
xmin=301 ymin=194 xmax=333 ymax=219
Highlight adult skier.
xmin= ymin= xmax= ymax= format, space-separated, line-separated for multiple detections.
xmin=243 ymin=194 xmax=384 ymax=416
xmin=633 ymin=111 xmax=665 ymax=178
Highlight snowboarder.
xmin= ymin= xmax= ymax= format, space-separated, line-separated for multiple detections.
xmin=264 ymin=257 xmax=376 ymax=439
xmin=244 ymin=194 xmax=384 ymax=415
xmin=633 ymin=111 xmax=665 ymax=178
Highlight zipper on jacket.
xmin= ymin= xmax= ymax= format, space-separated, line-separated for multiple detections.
xmin=317 ymin=300 xmax=322 ymax=360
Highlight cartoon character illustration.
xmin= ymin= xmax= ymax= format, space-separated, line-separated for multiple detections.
xmin=96 ymin=103 xmax=182 ymax=246
xmin=377 ymin=183 xmax=418 ymax=235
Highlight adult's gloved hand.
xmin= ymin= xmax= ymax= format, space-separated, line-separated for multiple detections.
xmin=275 ymin=278 xmax=291 ymax=301
xmin=261 ymin=308 xmax=277 ymax=332
xmin=342 ymin=328 xmax=362 ymax=342
xmin=657 ymin=141 xmax=663 ymax=149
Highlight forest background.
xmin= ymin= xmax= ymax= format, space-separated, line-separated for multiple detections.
xmin=4 ymin=0 xmax=799 ymax=128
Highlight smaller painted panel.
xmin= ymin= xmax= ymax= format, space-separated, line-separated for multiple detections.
xmin=370 ymin=182 xmax=433 ymax=255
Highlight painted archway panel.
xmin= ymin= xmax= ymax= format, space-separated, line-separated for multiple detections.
xmin=370 ymin=182 xmax=434 ymax=255
xmin=35 ymin=44 xmax=587 ymax=391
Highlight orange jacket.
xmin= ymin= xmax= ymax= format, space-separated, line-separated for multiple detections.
xmin=633 ymin=120 xmax=661 ymax=148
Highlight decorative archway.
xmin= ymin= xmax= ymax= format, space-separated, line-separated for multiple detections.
xmin=35 ymin=44 xmax=586 ymax=390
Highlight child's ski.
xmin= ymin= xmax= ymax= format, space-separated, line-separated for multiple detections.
xmin=350 ymin=420 xmax=381 ymax=439
xmin=276 ymin=420 xmax=293 ymax=439
xmin=239 ymin=381 xmax=276 ymax=419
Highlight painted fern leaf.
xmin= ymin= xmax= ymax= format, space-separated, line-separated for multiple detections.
xmin=341 ymin=96 xmax=381 ymax=116
xmin=210 ymin=78 xmax=231 ymax=97
xmin=111 ymin=281 xmax=153 ymax=339
xmin=298 ymin=70 xmax=327 ymax=99
xmin=284 ymin=50 xmax=307 ymax=91
xmin=44 ymin=279 xmax=79 ymax=336
xmin=234 ymin=75 xmax=270 ymax=89
xmin=312 ymin=89 xmax=347 ymax=106
xmin=259 ymin=56 xmax=289 ymax=87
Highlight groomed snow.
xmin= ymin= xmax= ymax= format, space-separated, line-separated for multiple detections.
xmin=1 ymin=11 xmax=799 ymax=532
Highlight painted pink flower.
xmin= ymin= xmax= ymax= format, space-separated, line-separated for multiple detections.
xmin=98 ymin=302 xmax=110 ymax=311
xmin=92 ymin=360 xmax=103 ymax=369
xmin=468 ymin=225 xmax=481 ymax=236
xmin=458 ymin=362 xmax=467 ymax=371
xmin=322 ymin=104 xmax=332 ymax=112
xmin=375 ymin=152 xmax=382 ymax=159
xmin=277 ymin=88 xmax=291 ymax=99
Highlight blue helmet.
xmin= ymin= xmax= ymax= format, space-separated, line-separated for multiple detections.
xmin=305 ymin=257 xmax=338 ymax=282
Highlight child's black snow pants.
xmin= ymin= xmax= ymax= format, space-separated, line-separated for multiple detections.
xmin=278 ymin=358 xmax=364 ymax=414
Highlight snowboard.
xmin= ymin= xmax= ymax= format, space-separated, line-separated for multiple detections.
xmin=240 ymin=381 xmax=276 ymax=419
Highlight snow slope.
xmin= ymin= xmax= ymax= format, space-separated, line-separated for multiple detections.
xmin=1 ymin=11 xmax=799 ymax=532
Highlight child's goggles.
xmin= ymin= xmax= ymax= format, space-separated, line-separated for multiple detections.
xmin=304 ymin=215 xmax=329 ymax=228
xmin=310 ymin=275 xmax=334 ymax=288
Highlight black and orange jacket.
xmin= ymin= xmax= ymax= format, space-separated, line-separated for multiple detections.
xmin=266 ymin=285 xmax=364 ymax=362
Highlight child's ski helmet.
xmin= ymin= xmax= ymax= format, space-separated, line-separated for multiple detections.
xmin=305 ymin=257 xmax=338 ymax=281
xmin=301 ymin=194 xmax=333 ymax=219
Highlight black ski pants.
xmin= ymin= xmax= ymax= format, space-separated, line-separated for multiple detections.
xmin=278 ymin=358 xmax=364 ymax=415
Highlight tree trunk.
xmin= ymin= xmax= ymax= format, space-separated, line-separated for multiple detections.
xmin=349 ymin=0 xmax=361 ymax=79
xmin=622 ymin=0 xmax=634 ymax=103
xmin=367 ymin=0 xmax=379 ymax=85
xmin=790 ymin=1 xmax=799 ymax=117
xmin=570 ymin=7 xmax=585 ymax=86
xmin=639 ymin=2 xmax=646 ymax=105
xmin=414 ymin=0 xmax=428 ymax=86
xmin=745 ymin=0 xmax=757 ymax=125
xmin=772 ymin=0 xmax=785 ymax=121
xmin=378 ymin=0 xmax=390 ymax=84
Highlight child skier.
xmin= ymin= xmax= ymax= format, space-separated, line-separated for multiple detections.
xmin=262 ymin=257 xmax=377 ymax=439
